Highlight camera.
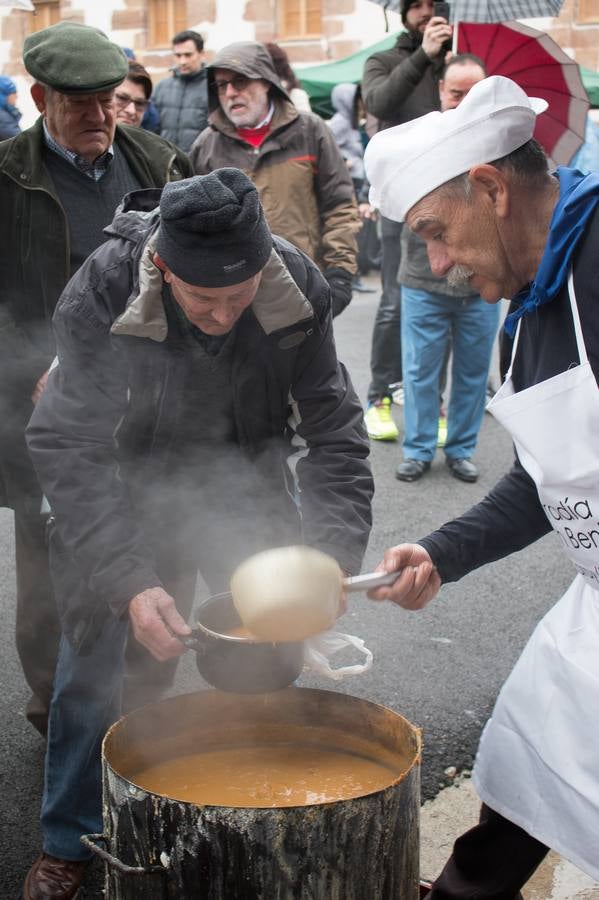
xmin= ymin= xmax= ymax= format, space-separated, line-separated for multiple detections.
xmin=433 ymin=1 xmax=450 ymax=19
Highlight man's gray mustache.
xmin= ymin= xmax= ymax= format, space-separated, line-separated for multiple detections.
xmin=447 ymin=265 xmax=474 ymax=288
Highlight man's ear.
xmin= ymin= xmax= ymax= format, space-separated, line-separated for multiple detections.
xmin=30 ymin=82 xmax=47 ymax=114
xmin=153 ymin=252 xmax=172 ymax=280
xmin=468 ymin=164 xmax=510 ymax=218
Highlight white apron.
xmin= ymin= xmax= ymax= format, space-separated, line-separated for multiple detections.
xmin=474 ymin=272 xmax=599 ymax=879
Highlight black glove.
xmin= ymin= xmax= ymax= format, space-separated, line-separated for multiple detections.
xmin=324 ymin=267 xmax=353 ymax=318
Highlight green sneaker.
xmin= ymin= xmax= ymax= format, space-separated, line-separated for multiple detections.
xmin=364 ymin=398 xmax=399 ymax=441
xmin=437 ymin=414 xmax=448 ymax=448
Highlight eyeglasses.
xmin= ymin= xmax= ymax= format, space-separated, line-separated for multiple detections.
xmin=115 ymin=91 xmax=149 ymax=112
xmin=214 ymin=74 xmax=251 ymax=95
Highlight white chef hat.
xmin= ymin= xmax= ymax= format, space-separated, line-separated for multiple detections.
xmin=364 ymin=75 xmax=547 ymax=223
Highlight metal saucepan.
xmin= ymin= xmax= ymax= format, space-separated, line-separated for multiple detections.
xmin=180 ymin=591 xmax=304 ymax=693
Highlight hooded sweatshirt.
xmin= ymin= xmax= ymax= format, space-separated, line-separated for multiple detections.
xmin=327 ymin=83 xmax=364 ymax=182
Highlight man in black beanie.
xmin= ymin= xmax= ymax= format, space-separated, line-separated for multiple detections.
xmin=361 ymin=1 xmax=452 ymax=443
xmin=24 ymin=168 xmax=373 ymax=898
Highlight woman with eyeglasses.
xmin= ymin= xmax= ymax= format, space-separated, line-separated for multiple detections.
xmin=115 ymin=61 xmax=153 ymax=129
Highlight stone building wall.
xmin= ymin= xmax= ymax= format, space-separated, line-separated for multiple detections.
xmin=0 ymin=0 xmax=399 ymax=83
xmin=543 ymin=0 xmax=599 ymax=71
xmin=0 ymin=0 xmax=595 ymax=128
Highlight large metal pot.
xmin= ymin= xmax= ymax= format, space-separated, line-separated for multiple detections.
xmin=83 ymin=688 xmax=422 ymax=899
xmin=183 ymin=591 xmax=304 ymax=693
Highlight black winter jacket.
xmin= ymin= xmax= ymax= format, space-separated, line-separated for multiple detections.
xmin=419 ymin=204 xmax=599 ymax=583
xmin=27 ymin=193 xmax=373 ymax=648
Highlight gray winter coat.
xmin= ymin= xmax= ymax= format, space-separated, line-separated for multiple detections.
xmin=153 ymin=66 xmax=209 ymax=153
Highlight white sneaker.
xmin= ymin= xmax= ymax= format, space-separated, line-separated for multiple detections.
xmin=391 ymin=383 xmax=404 ymax=406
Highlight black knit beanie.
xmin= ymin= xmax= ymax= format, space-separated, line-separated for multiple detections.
xmin=401 ymin=0 xmax=419 ymax=24
xmin=156 ymin=168 xmax=273 ymax=287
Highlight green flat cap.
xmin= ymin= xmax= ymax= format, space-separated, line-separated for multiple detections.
xmin=23 ymin=22 xmax=128 ymax=94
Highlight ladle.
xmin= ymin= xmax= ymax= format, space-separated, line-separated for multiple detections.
xmin=230 ymin=545 xmax=399 ymax=643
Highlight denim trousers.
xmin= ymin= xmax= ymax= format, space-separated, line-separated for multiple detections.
xmin=41 ymin=614 xmax=128 ymax=860
xmin=39 ymin=521 xmax=246 ymax=861
xmin=39 ymin=495 xmax=302 ymax=861
xmin=367 ymin=216 xmax=403 ymax=402
xmin=401 ymin=287 xmax=500 ymax=461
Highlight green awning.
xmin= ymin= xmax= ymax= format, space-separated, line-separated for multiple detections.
xmin=298 ymin=34 xmax=397 ymax=117
xmin=299 ymin=32 xmax=599 ymax=116
xmin=581 ymin=66 xmax=599 ymax=107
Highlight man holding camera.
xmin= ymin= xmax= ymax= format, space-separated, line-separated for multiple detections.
xmin=361 ymin=0 xmax=452 ymax=441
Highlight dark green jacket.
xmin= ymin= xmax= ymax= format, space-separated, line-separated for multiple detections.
xmin=0 ymin=118 xmax=192 ymax=509
xmin=362 ymin=31 xmax=444 ymax=130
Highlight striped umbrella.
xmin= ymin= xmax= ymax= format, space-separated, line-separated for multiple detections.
xmin=366 ymin=0 xmax=564 ymax=16
xmin=447 ymin=0 xmax=564 ymax=22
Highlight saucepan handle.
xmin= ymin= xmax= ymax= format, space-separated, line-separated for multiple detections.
xmin=167 ymin=625 xmax=208 ymax=655
xmin=80 ymin=834 xmax=166 ymax=876
xmin=178 ymin=628 xmax=205 ymax=651
xmin=343 ymin=570 xmax=400 ymax=592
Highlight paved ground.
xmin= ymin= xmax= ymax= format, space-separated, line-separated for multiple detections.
xmin=0 ymin=272 xmax=596 ymax=897
xmin=421 ymin=776 xmax=599 ymax=899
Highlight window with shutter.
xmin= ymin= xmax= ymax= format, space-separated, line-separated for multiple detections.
xmin=578 ymin=0 xmax=599 ymax=23
xmin=279 ymin=0 xmax=322 ymax=39
xmin=29 ymin=0 xmax=61 ymax=33
xmin=148 ymin=0 xmax=188 ymax=48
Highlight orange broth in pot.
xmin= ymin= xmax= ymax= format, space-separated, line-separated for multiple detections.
xmin=129 ymin=723 xmax=408 ymax=809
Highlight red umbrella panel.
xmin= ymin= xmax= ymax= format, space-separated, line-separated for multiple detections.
xmin=457 ymin=20 xmax=589 ymax=165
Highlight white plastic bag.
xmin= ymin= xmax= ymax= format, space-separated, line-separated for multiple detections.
xmin=303 ymin=630 xmax=373 ymax=681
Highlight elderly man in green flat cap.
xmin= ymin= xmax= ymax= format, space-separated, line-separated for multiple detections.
xmin=0 ymin=16 xmax=192 ymax=761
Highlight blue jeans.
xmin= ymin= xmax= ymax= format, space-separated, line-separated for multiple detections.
xmin=41 ymin=614 xmax=128 ymax=860
xmin=401 ymin=287 xmax=500 ymax=461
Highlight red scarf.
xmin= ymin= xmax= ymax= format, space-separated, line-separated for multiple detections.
xmin=236 ymin=123 xmax=271 ymax=147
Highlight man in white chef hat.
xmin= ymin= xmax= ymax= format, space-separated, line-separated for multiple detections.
xmin=365 ymin=75 xmax=599 ymax=897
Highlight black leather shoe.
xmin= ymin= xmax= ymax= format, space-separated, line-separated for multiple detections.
xmin=446 ymin=457 xmax=478 ymax=482
xmin=26 ymin=694 xmax=50 ymax=738
xmin=396 ymin=459 xmax=431 ymax=482
xmin=23 ymin=852 xmax=88 ymax=900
